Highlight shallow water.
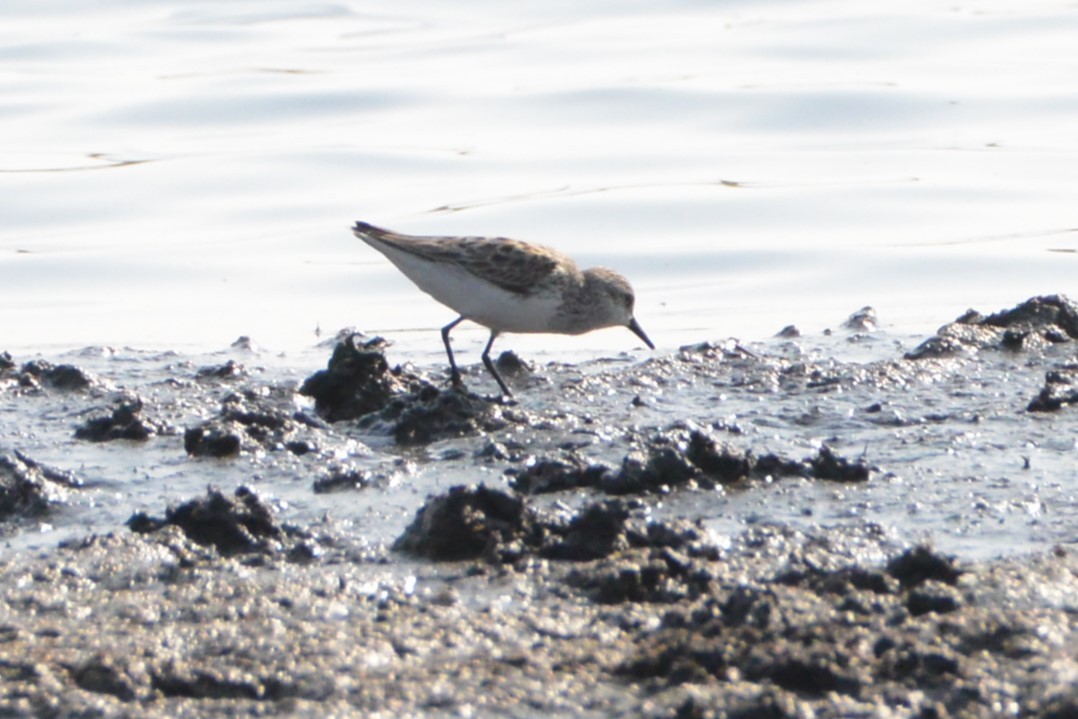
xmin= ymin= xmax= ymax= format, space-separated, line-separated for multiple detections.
xmin=3 ymin=0 xmax=1077 ymax=359
xmin=2 ymin=323 xmax=1075 ymax=565
xmin=2 ymin=1 xmax=1077 ymax=561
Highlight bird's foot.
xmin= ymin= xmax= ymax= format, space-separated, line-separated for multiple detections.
xmin=448 ymin=369 xmax=467 ymax=392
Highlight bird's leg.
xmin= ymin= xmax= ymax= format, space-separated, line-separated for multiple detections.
xmin=441 ymin=316 xmax=466 ymax=388
xmin=480 ymin=331 xmax=513 ymax=397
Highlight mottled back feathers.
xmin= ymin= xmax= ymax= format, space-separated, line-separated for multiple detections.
xmin=352 ymin=221 xmax=573 ymax=297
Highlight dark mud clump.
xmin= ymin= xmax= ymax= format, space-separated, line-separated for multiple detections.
xmin=14 ymin=359 xmax=95 ymax=392
xmin=127 ymin=485 xmax=308 ymax=558
xmin=979 ymin=293 xmax=1078 ymax=337
xmin=510 ymin=454 xmax=612 ymax=494
xmin=542 ymin=498 xmax=714 ymax=565
xmin=604 ymin=446 xmax=700 ymax=495
xmin=301 ymin=337 xmax=516 ymax=445
xmin=184 ymin=388 xmax=322 ymax=457
xmin=683 ymin=431 xmax=758 ymax=482
xmin=583 ymin=429 xmax=869 ymax=495
xmin=906 ymin=294 xmax=1078 ymax=359
xmin=299 ymin=335 xmax=406 ymax=422
xmin=312 ymin=465 xmax=373 ymax=494
xmin=842 ymin=305 xmax=878 ymax=332
xmin=554 ymin=507 xmax=721 ymax=604
xmin=392 ymin=484 xmax=542 ymax=562
xmin=75 ymin=394 xmax=166 ymax=442
xmin=0 ymin=451 xmax=82 ymax=521
xmin=394 ymin=487 xmax=714 ymax=570
xmin=539 ymin=499 xmax=635 ymax=561
xmin=886 ymin=542 xmax=963 ymax=588
xmin=183 ymin=424 xmax=243 ymax=458
xmin=535 ymin=498 xmax=713 ymax=567
xmin=808 ymin=444 xmax=871 ymax=482
xmin=194 ymin=359 xmax=247 ymax=381
xmin=0 ymin=454 xmax=59 ymax=520
xmin=1027 ymin=365 xmax=1078 ymax=412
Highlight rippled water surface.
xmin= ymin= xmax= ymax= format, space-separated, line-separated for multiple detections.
xmin=4 ymin=0 xmax=1077 ymax=358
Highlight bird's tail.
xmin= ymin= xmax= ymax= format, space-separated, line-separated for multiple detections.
xmin=351 ymin=220 xmax=398 ymax=242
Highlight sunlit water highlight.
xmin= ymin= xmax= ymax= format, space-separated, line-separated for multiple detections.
xmin=3 ymin=0 xmax=1076 ymax=360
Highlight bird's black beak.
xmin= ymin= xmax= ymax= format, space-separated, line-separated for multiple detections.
xmin=628 ymin=317 xmax=655 ymax=349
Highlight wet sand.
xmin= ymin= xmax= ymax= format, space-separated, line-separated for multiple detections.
xmin=1 ymin=296 xmax=1077 ymax=717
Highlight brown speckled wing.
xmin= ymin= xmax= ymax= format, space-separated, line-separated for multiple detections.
xmin=358 ymin=222 xmax=571 ymax=296
xmin=450 ymin=238 xmax=568 ymax=296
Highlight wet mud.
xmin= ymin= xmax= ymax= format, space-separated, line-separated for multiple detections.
xmin=299 ymin=334 xmax=515 ymax=444
xmin=0 ymin=452 xmax=82 ymax=521
xmin=0 ymin=296 xmax=1076 ymax=717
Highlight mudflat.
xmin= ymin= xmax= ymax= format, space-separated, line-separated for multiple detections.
xmin=1 ymin=296 xmax=1076 ymax=718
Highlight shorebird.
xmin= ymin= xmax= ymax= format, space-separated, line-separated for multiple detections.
xmin=352 ymin=221 xmax=654 ymax=395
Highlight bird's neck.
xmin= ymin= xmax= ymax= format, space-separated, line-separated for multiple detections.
xmin=549 ymin=273 xmax=608 ymax=334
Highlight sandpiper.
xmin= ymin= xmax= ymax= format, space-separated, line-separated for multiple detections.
xmin=351 ymin=221 xmax=654 ymax=396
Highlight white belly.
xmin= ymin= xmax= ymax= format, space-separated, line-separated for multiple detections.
xmin=386 ymin=253 xmax=562 ymax=333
